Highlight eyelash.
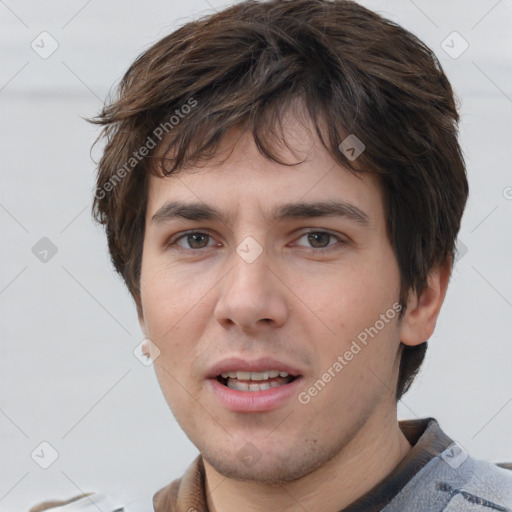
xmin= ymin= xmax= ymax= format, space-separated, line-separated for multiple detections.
xmin=167 ymin=230 xmax=347 ymax=254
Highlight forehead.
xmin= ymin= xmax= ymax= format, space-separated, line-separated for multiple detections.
xmin=146 ymin=113 xmax=384 ymax=227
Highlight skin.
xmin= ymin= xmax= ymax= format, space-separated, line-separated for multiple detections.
xmin=138 ymin=108 xmax=450 ymax=512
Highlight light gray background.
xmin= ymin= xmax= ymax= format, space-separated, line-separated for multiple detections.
xmin=1 ymin=0 xmax=511 ymax=509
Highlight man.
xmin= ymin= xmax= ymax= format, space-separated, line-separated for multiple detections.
xmin=31 ymin=0 xmax=512 ymax=510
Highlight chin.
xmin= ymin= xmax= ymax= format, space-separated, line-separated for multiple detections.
xmin=201 ymin=440 xmax=338 ymax=484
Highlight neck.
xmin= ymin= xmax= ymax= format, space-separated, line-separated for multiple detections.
xmin=204 ymin=409 xmax=412 ymax=512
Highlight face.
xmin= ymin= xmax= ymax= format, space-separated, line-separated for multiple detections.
xmin=139 ymin=113 xmax=405 ymax=483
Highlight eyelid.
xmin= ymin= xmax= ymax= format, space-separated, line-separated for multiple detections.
xmin=165 ymin=228 xmax=349 ymax=252
xmin=292 ymin=229 xmax=349 ymax=251
xmin=166 ymin=229 xmax=220 ymax=250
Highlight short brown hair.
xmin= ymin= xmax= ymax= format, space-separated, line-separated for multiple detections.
xmin=91 ymin=0 xmax=468 ymax=400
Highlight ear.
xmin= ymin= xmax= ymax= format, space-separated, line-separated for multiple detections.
xmin=400 ymin=259 xmax=451 ymax=346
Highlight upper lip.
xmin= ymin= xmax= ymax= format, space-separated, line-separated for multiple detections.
xmin=206 ymin=356 xmax=303 ymax=379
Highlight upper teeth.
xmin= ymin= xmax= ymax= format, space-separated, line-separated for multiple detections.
xmin=220 ymin=370 xmax=289 ymax=380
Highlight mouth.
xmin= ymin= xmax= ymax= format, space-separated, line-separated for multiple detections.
xmin=216 ymin=370 xmax=298 ymax=392
xmin=206 ymin=357 xmax=304 ymax=412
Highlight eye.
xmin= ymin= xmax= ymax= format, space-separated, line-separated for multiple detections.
xmin=170 ymin=231 xmax=219 ymax=250
xmin=294 ymin=231 xmax=346 ymax=252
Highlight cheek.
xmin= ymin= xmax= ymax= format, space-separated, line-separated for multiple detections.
xmin=301 ymin=262 xmax=401 ymax=388
xmin=307 ymin=263 xmax=398 ymax=334
xmin=141 ymin=252 xmax=203 ymax=316
xmin=140 ymin=265 xmax=200 ymax=359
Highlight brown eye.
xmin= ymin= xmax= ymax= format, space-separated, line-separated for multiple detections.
xmin=293 ymin=230 xmax=347 ymax=254
xmin=184 ymin=233 xmax=210 ymax=249
xmin=169 ymin=231 xmax=218 ymax=250
xmin=307 ymin=232 xmax=332 ymax=248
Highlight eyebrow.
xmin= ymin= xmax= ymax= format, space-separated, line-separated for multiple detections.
xmin=151 ymin=200 xmax=370 ymax=226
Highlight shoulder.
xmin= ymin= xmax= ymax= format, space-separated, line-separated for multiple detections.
xmin=29 ymin=493 xmax=95 ymax=512
xmin=467 ymin=456 xmax=512 ymax=492
xmin=28 ymin=492 xmax=154 ymax=512
xmin=437 ymin=445 xmax=512 ymax=511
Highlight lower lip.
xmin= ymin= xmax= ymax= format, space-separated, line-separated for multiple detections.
xmin=207 ymin=377 xmax=303 ymax=412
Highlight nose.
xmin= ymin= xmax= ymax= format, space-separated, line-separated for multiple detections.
xmin=213 ymin=248 xmax=288 ymax=334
